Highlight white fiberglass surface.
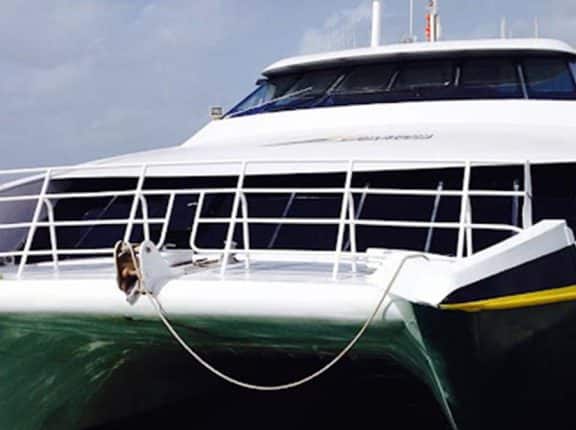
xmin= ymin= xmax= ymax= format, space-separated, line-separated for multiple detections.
xmin=0 ymin=255 xmax=376 ymax=286
xmin=264 ymin=39 xmax=576 ymax=74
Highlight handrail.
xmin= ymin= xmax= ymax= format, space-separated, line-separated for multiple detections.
xmin=0 ymin=187 xmax=529 ymax=205
xmin=42 ymin=198 xmax=59 ymax=272
xmin=456 ymin=162 xmax=472 ymax=259
xmin=0 ymin=158 xmax=539 ymax=177
xmin=124 ymin=165 xmax=147 ymax=243
xmin=17 ymin=169 xmax=52 ymax=278
xmin=0 ymin=218 xmax=166 ymax=230
xmin=333 ymin=161 xmax=355 ymax=279
xmin=0 ymin=159 xmax=533 ymax=279
xmin=221 ymin=162 xmax=247 ymax=276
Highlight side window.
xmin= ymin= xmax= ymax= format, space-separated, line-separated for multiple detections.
xmin=459 ymin=58 xmax=522 ymax=98
xmin=335 ymin=63 xmax=397 ymax=94
xmin=523 ymin=56 xmax=576 ymax=99
xmin=392 ymin=60 xmax=454 ymax=90
xmin=284 ymin=69 xmax=343 ymax=96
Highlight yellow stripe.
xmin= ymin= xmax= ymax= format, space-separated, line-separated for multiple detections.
xmin=440 ymin=285 xmax=576 ymax=312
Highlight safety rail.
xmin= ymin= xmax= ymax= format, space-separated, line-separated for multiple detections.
xmin=0 ymin=159 xmax=533 ymax=280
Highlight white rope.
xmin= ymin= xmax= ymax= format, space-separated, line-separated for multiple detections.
xmin=128 ymin=245 xmax=428 ymax=391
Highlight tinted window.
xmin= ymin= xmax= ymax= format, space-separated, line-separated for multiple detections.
xmin=229 ymin=70 xmax=342 ymax=116
xmin=12 ymin=168 xmax=542 ymax=260
xmin=286 ymin=69 xmax=343 ymax=96
xmin=228 ymin=53 xmax=576 ymax=117
xmin=336 ymin=64 xmax=396 ymax=94
xmin=229 ymin=75 xmax=298 ymax=116
xmin=459 ymin=58 xmax=522 ymax=98
xmin=523 ymin=57 xmax=576 ymax=99
xmin=392 ymin=60 xmax=454 ymax=90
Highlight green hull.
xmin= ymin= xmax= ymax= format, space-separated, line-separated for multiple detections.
xmin=0 ymin=312 xmax=451 ymax=429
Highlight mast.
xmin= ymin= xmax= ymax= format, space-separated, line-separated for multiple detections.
xmin=500 ymin=17 xmax=508 ymax=39
xmin=371 ymin=0 xmax=382 ymax=47
xmin=409 ymin=0 xmax=414 ymax=41
xmin=425 ymin=0 xmax=440 ymax=42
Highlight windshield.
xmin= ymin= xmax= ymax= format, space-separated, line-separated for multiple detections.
xmin=228 ymin=70 xmax=344 ymax=117
xmin=227 ymin=52 xmax=576 ymax=118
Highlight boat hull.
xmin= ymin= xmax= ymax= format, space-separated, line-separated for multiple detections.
xmin=414 ymin=299 xmax=576 ymax=429
xmin=0 ymin=312 xmax=449 ymax=430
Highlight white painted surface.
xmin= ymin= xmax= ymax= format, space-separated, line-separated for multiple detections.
xmin=452 ymin=220 xmax=575 ymax=288
xmin=0 ymin=260 xmax=404 ymax=323
xmin=390 ymin=221 xmax=576 ymax=305
xmin=43 ymin=99 xmax=575 ymax=179
xmin=264 ymin=38 xmax=575 ymax=75
xmin=0 ymin=222 xmax=571 ymax=315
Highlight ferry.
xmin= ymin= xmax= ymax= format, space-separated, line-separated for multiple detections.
xmin=1 ymin=1 xmax=576 ymax=428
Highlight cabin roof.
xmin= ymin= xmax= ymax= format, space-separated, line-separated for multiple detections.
xmin=263 ymin=38 xmax=576 ymax=75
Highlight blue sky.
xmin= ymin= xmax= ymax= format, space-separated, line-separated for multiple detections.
xmin=1 ymin=0 xmax=574 ymax=168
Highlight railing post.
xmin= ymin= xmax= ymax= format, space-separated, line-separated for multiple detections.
xmin=240 ymin=192 xmax=251 ymax=270
xmin=456 ymin=162 xmax=472 ymax=259
xmin=523 ymin=161 xmax=533 ymax=229
xmin=43 ymin=198 xmax=59 ymax=272
xmin=157 ymin=193 xmax=175 ymax=249
xmin=189 ymin=192 xmax=206 ymax=253
xmin=465 ymin=198 xmax=474 ymax=257
xmin=18 ymin=169 xmax=52 ymax=279
xmin=221 ymin=162 xmax=247 ymax=276
xmin=333 ymin=160 xmax=354 ymax=280
xmin=347 ymin=190 xmax=358 ymax=273
xmin=123 ymin=165 xmax=148 ymax=243
xmin=139 ymin=195 xmax=150 ymax=242
xmin=425 ymin=181 xmax=443 ymax=253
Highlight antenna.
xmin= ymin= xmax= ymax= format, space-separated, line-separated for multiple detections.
xmin=534 ymin=17 xmax=540 ymax=38
xmin=371 ymin=0 xmax=382 ymax=47
xmin=409 ymin=0 xmax=414 ymax=41
xmin=500 ymin=17 xmax=507 ymax=39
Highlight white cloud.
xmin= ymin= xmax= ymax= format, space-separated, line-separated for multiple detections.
xmin=458 ymin=0 xmax=576 ymax=43
xmin=298 ymin=1 xmax=372 ymax=54
xmin=0 ymin=0 xmax=233 ymax=167
xmin=3 ymin=0 xmax=576 ymax=169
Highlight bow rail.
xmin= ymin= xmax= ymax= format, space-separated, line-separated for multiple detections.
xmin=0 ymin=159 xmax=533 ymax=280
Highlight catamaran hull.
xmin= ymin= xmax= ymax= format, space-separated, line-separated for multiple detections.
xmin=414 ymin=299 xmax=576 ymax=429
xmin=9 ymin=302 xmax=576 ymax=430
xmin=4 ymin=291 xmax=576 ymax=429
xmin=0 ymin=312 xmax=448 ymax=430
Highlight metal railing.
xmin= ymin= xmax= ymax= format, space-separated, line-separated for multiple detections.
xmin=0 ymin=159 xmax=533 ymax=280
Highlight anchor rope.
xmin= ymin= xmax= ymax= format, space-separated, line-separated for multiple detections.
xmin=126 ymin=245 xmax=428 ymax=391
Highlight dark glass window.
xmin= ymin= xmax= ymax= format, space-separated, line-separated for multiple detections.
xmin=286 ymin=69 xmax=343 ymax=96
xmin=10 ymin=164 xmax=576 ymax=261
xmin=523 ymin=57 xmax=576 ymax=99
xmin=228 ymin=70 xmax=342 ymax=116
xmin=336 ymin=64 xmax=396 ymax=94
xmin=232 ymin=76 xmax=297 ymax=114
xmin=228 ymin=53 xmax=576 ymax=117
xmin=459 ymin=58 xmax=522 ymax=98
xmin=392 ymin=60 xmax=454 ymax=91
